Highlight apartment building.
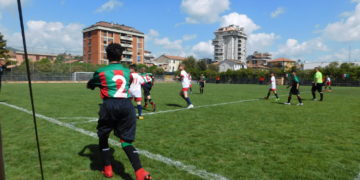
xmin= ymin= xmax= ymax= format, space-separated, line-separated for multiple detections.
xmin=212 ymin=25 xmax=247 ymax=64
xmin=83 ymin=21 xmax=145 ymax=64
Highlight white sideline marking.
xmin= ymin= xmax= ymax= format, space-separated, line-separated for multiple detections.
xmin=66 ymin=98 xmax=262 ymax=124
xmin=0 ymin=102 xmax=229 ymax=180
xmin=355 ymin=172 xmax=360 ymax=180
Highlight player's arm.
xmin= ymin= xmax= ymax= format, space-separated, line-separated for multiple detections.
xmin=296 ymin=83 xmax=300 ymax=90
xmin=151 ymin=74 xmax=155 ymax=86
xmin=87 ymin=71 xmax=100 ymax=90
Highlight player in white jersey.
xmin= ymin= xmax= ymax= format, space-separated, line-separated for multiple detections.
xmin=324 ymin=75 xmax=332 ymax=92
xmin=177 ymin=64 xmax=193 ymax=109
xmin=264 ymin=73 xmax=280 ymax=101
xmin=129 ymin=65 xmax=145 ymax=119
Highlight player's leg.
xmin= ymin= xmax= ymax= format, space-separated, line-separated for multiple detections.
xmin=114 ymin=99 xmax=151 ymax=180
xmin=265 ymin=89 xmax=271 ymax=99
xmin=182 ymin=89 xmax=193 ymax=108
xmin=143 ymin=85 xmax=150 ymax=108
xmin=146 ymin=84 xmax=156 ymax=111
xmin=97 ymin=103 xmax=114 ymax=178
xmin=318 ymin=84 xmax=324 ymax=101
xmin=273 ymin=90 xmax=279 ymax=100
xmin=285 ymin=88 xmax=294 ymax=105
xmin=0 ymin=75 xmax=2 ymax=92
xmin=136 ymin=98 xmax=143 ymax=119
xmin=311 ymin=83 xmax=316 ymax=100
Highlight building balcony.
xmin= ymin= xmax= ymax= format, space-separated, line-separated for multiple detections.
xmin=122 ymin=58 xmax=132 ymax=62
xmin=120 ymin=36 xmax=132 ymax=41
xmin=123 ymin=51 xmax=132 ymax=55
xmin=121 ymin=43 xmax=132 ymax=48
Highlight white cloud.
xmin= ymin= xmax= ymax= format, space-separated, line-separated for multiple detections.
xmin=271 ymin=7 xmax=285 ymax=18
xmin=96 ymin=0 xmax=122 ymax=13
xmin=148 ymin=29 xmax=159 ymax=37
xmin=0 ymin=0 xmax=17 ymax=7
xmin=181 ymin=0 xmax=230 ymax=24
xmin=248 ymin=33 xmax=278 ymax=52
xmin=220 ymin=12 xmax=260 ymax=34
xmin=323 ymin=3 xmax=360 ymax=42
xmin=154 ymin=37 xmax=183 ymax=51
xmin=5 ymin=20 xmax=84 ymax=54
xmin=182 ymin=34 xmax=197 ymax=41
xmin=274 ymin=38 xmax=328 ymax=58
xmin=319 ymin=48 xmax=360 ymax=61
xmin=192 ymin=40 xmax=213 ymax=58
xmin=352 ymin=0 xmax=360 ymax=3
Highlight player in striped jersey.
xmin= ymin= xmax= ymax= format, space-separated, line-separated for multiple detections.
xmin=129 ymin=65 xmax=145 ymax=120
xmin=140 ymin=68 xmax=156 ymax=112
xmin=177 ymin=64 xmax=194 ymax=109
xmin=87 ymin=43 xmax=151 ymax=180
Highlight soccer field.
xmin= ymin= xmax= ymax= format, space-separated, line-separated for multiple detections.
xmin=1 ymin=82 xmax=360 ymax=180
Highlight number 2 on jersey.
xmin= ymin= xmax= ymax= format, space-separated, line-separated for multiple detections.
xmin=112 ymin=75 xmax=127 ymax=98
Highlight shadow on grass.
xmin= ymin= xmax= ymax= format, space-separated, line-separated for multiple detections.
xmin=165 ymin=103 xmax=183 ymax=107
xmin=78 ymin=144 xmax=133 ymax=180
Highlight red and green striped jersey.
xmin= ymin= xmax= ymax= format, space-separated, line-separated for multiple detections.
xmin=140 ymin=72 xmax=153 ymax=83
xmin=90 ymin=63 xmax=131 ymax=99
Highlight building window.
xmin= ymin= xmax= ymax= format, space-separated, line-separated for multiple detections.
xmin=137 ymin=56 xmax=141 ymax=62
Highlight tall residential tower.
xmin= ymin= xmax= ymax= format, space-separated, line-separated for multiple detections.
xmin=83 ymin=21 xmax=145 ymax=64
xmin=212 ymin=25 xmax=247 ymax=63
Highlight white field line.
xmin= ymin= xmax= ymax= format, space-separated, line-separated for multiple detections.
xmin=67 ymin=97 xmax=266 ymax=125
xmin=355 ymin=172 xmax=360 ymax=180
xmin=0 ymin=102 xmax=229 ymax=180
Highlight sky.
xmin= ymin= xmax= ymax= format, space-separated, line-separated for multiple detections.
xmin=1 ymin=0 xmax=360 ymax=62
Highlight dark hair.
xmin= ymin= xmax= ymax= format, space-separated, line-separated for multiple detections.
xmin=106 ymin=43 xmax=124 ymax=61
xmin=129 ymin=64 xmax=136 ymax=70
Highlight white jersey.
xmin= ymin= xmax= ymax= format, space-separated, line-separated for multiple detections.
xmin=129 ymin=72 xmax=144 ymax=98
xmin=326 ymin=77 xmax=331 ymax=82
xmin=180 ymin=70 xmax=191 ymax=88
xmin=270 ymin=76 xmax=276 ymax=89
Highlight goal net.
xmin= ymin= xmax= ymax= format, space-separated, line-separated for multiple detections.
xmin=72 ymin=72 xmax=94 ymax=82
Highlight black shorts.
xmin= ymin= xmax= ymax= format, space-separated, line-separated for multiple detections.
xmin=312 ymin=83 xmax=323 ymax=92
xmin=290 ymin=87 xmax=300 ymax=95
xmin=97 ymin=98 xmax=137 ymax=142
xmin=142 ymin=83 xmax=152 ymax=97
xmin=199 ymin=82 xmax=205 ymax=88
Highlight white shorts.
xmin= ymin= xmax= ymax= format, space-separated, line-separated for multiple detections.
xmin=129 ymin=89 xmax=142 ymax=98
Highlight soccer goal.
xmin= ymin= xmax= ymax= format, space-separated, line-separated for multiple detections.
xmin=72 ymin=72 xmax=94 ymax=82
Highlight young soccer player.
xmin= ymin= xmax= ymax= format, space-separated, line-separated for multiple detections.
xmin=284 ymin=71 xmax=303 ymax=106
xmin=0 ymin=59 xmax=7 ymax=92
xmin=177 ymin=64 xmax=194 ymax=109
xmin=140 ymin=67 xmax=156 ymax=112
xmin=311 ymin=67 xmax=324 ymax=101
xmin=264 ymin=73 xmax=279 ymax=101
xmin=87 ymin=43 xmax=152 ymax=180
xmin=324 ymin=75 xmax=332 ymax=92
xmin=129 ymin=65 xmax=145 ymax=120
xmin=198 ymin=74 xmax=206 ymax=94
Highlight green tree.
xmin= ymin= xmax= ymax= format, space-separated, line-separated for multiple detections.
xmin=196 ymin=60 xmax=207 ymax=71
xmin=0 ymin=32 xmax=9 ymax=59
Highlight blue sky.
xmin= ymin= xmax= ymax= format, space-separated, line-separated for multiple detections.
xmin=1 ymin=0 xmax=360 ymax=62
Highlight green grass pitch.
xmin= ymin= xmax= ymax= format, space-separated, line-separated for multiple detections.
xmin=1 ymin=82 xmax=360 ymax=180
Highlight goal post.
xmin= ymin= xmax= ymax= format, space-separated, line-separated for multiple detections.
xmin=72 ymin=72 xmax=94 ymax=82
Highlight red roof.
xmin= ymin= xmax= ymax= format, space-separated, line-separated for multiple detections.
xmin=269 ymin=57 xmax=295 ymax=63
xmin=163 ymin=55 xmax=186 ymax=61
